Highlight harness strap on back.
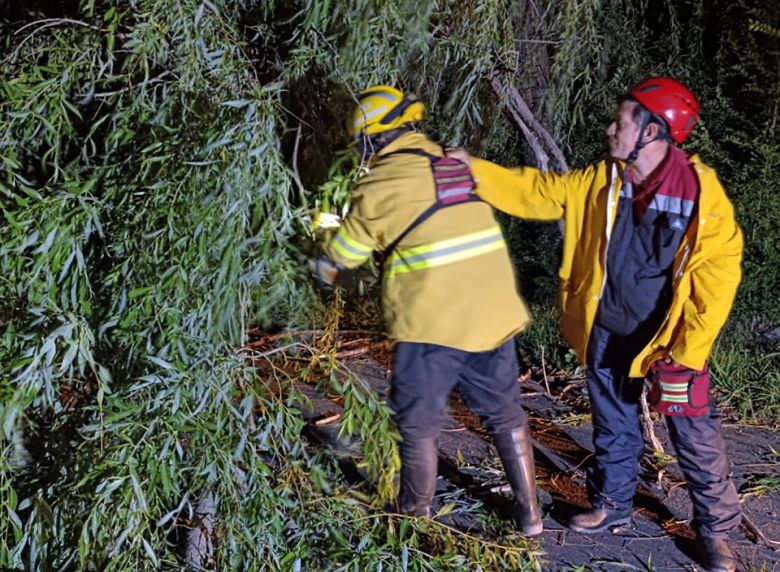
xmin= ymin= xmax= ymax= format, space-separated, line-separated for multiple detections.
xmin=378 ymin=147 xmax=481 ymax=267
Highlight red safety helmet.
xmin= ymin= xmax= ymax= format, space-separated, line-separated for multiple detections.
xmin=629 ymin=77 xmax=700 ymax=143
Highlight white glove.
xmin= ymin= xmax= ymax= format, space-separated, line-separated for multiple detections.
xmin=312 ymin=212 xmax=342 ymax=233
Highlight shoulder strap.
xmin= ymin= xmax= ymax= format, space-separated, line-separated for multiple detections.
xmin=381 ymin=148 xmax=440 ymax=161
xmin=377 ymin=147 xmax=441 ymax=266
xmin=381 ymin=204 xmax=440 ymax=266
xmin=378 ymin=146 xmax=481 ymax=268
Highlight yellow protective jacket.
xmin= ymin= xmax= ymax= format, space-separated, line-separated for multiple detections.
xmin=323 ymin=132 xmax=529 ymax=352
xmin=471 ymin=155 xmax=743 ymax=376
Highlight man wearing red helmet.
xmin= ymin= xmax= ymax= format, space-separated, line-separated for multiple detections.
xmin=449 ymin=77 xmax=743 ymax=571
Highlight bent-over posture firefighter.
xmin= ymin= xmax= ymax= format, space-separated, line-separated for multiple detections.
xmin=309 ymin=85 xmax=543 ymax=535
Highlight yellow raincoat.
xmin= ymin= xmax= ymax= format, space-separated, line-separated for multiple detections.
xmin=323 ymin=132 xmax=529 ymax=352
xmin=471 ymin=156 xmax=743 ymax=376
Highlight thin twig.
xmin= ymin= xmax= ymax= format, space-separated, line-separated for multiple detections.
xmin=540 ymin=344 xmax=551 ymax=396
xmin=326 ymin=341 xmax=390 ymax=360
xmin=516 ymin=39 xmax=560 ymax=45
xmin=559 ymin=378 xmax=584 ymax=397
xmin=314 ymin=413 xmax=341 ymax=426
xmin=94 ymin=71 xmax=172 ymax=98
xmin=15 ymin=17 xmax=101 ymax=35
xmin=742 ymin=511 xmax=780 ymax=547
xmin=332 ymin=346 xmax=376 ymax=359
xmin=290 ymin=122 xmax=306 ymax=196
xmin=571 ymin=452 xmax=594 ymax=472
xmin=640 ymin=388 xmax=664 ymax=454
xmin=246 ymin=338 xmax=388 ymax=361
xmin=9 ymin=18 xmax=103 ymax=62
xmin=239 ymin=343 xmax=300 ymax=358
xmin=247 ymin=328 xmax=378 ymax=345
xmin=442 ymin=426 xmax=467 ymax=432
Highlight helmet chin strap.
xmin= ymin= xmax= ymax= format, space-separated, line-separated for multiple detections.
xmin=625 ymin=110 xmax=652 ymax=167
xmin=626 ymin=110 xmax=671 ymax=167
xmin=356 ymin=125 xmax=414 ymax=160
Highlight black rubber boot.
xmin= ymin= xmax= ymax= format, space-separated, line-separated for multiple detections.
xmin=396 ymin=437 xmax=438 ymax=517
xmin=568 ymin=506 xmax=632 ymax=533
xmin=699 ymin=536 xmax=737 ymax=572
xmin=494 ymin=425 xmax=544 ymax=536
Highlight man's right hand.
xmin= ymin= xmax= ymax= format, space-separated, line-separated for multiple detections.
xmin=308 ymin=256 xmax=342 ymax=292
xmin=445 ymin=147 xmax=472 ymax=167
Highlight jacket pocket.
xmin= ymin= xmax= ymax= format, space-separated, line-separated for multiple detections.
xmin=637 ymin=213 xmax=685 ymax=271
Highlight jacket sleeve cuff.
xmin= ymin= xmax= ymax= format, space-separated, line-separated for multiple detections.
xmin=324 ymin=226 xmax=373 ymax=268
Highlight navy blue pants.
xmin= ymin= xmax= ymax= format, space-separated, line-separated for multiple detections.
xmin=389 ymin=340 xmax=528 ymax=441
xmin=586 ymin=322 xmax=742 ymax=537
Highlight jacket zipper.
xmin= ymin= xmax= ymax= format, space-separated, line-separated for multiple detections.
xmin=598 ymin=162 xmax=621 ymax=299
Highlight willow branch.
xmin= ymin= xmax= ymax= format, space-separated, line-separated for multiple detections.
xmin=14 ymin=18 xmax=101 ymax=35
xmin=491 ymin=76 xmax=569 ymax=172
xmin=9 ymin=18 xmax=119 ymax=63
xmin=491 ymin=76 xmax=550 ymax=172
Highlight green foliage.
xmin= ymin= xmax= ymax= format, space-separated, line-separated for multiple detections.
xmin=515 ymin=304 xmax=571 ymax=370
xmin=307 ymin=294 xmax=400 ymax=503
xmin=740 ymin=474 xmax=780 ymax=499
xmin=501 ymin=217 xmax=561 ymax=306
xmin=315 ymin=151 xmax=361 ymax=219
xmin=0 ymin=1 xmax=548 ymax=568
xmin=0 ymin=0 xmax=326 ymax=568
xmin=1 ymin=0 xmax=778 ymax=568
xmin=709 ymin=340 xmax=780 ymax=422
xmin=701 ymin=1 xmax=780 ymax=324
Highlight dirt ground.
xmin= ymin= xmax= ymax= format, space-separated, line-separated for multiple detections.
xmin=253 ymin=331 xmax=780 ymax=571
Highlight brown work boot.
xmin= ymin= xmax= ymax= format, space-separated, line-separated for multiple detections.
xmin=567 ymin=505 xmax=632 ymax=533
xmin=699 ymin=536 xmax=736 ymax=572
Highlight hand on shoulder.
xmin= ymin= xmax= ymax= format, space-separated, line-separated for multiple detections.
xmin=445 ymin=147 xmax=472 ymax=167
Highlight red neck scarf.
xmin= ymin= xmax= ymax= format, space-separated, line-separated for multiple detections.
xmin=629 ymin=146 xmax=696 ymax=223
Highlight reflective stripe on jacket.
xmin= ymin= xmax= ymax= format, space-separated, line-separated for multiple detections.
xmin=323 ymin=132 xmax=529 ymax=352
xmin=385 ymin=226 xmax=506 ymax=278
xmin=331 ymin=227 xmax=373 ymax=263
xmin=470 ymin=155 xmax=743 ymax=376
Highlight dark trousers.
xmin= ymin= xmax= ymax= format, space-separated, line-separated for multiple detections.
xmin=389 ymin=340 xmax=528 ymax=441
xmin=585 ymin=322 xmax=742 ymax=537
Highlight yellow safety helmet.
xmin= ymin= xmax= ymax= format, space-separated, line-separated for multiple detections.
xmin=347 ymin=85 xmax=426 ymax=141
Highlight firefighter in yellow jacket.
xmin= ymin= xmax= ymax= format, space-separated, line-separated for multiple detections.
xmin=310 ymin=85 xmax=543 ymax=535
xmin=451 ymin=78 xmax=742 ymax=572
